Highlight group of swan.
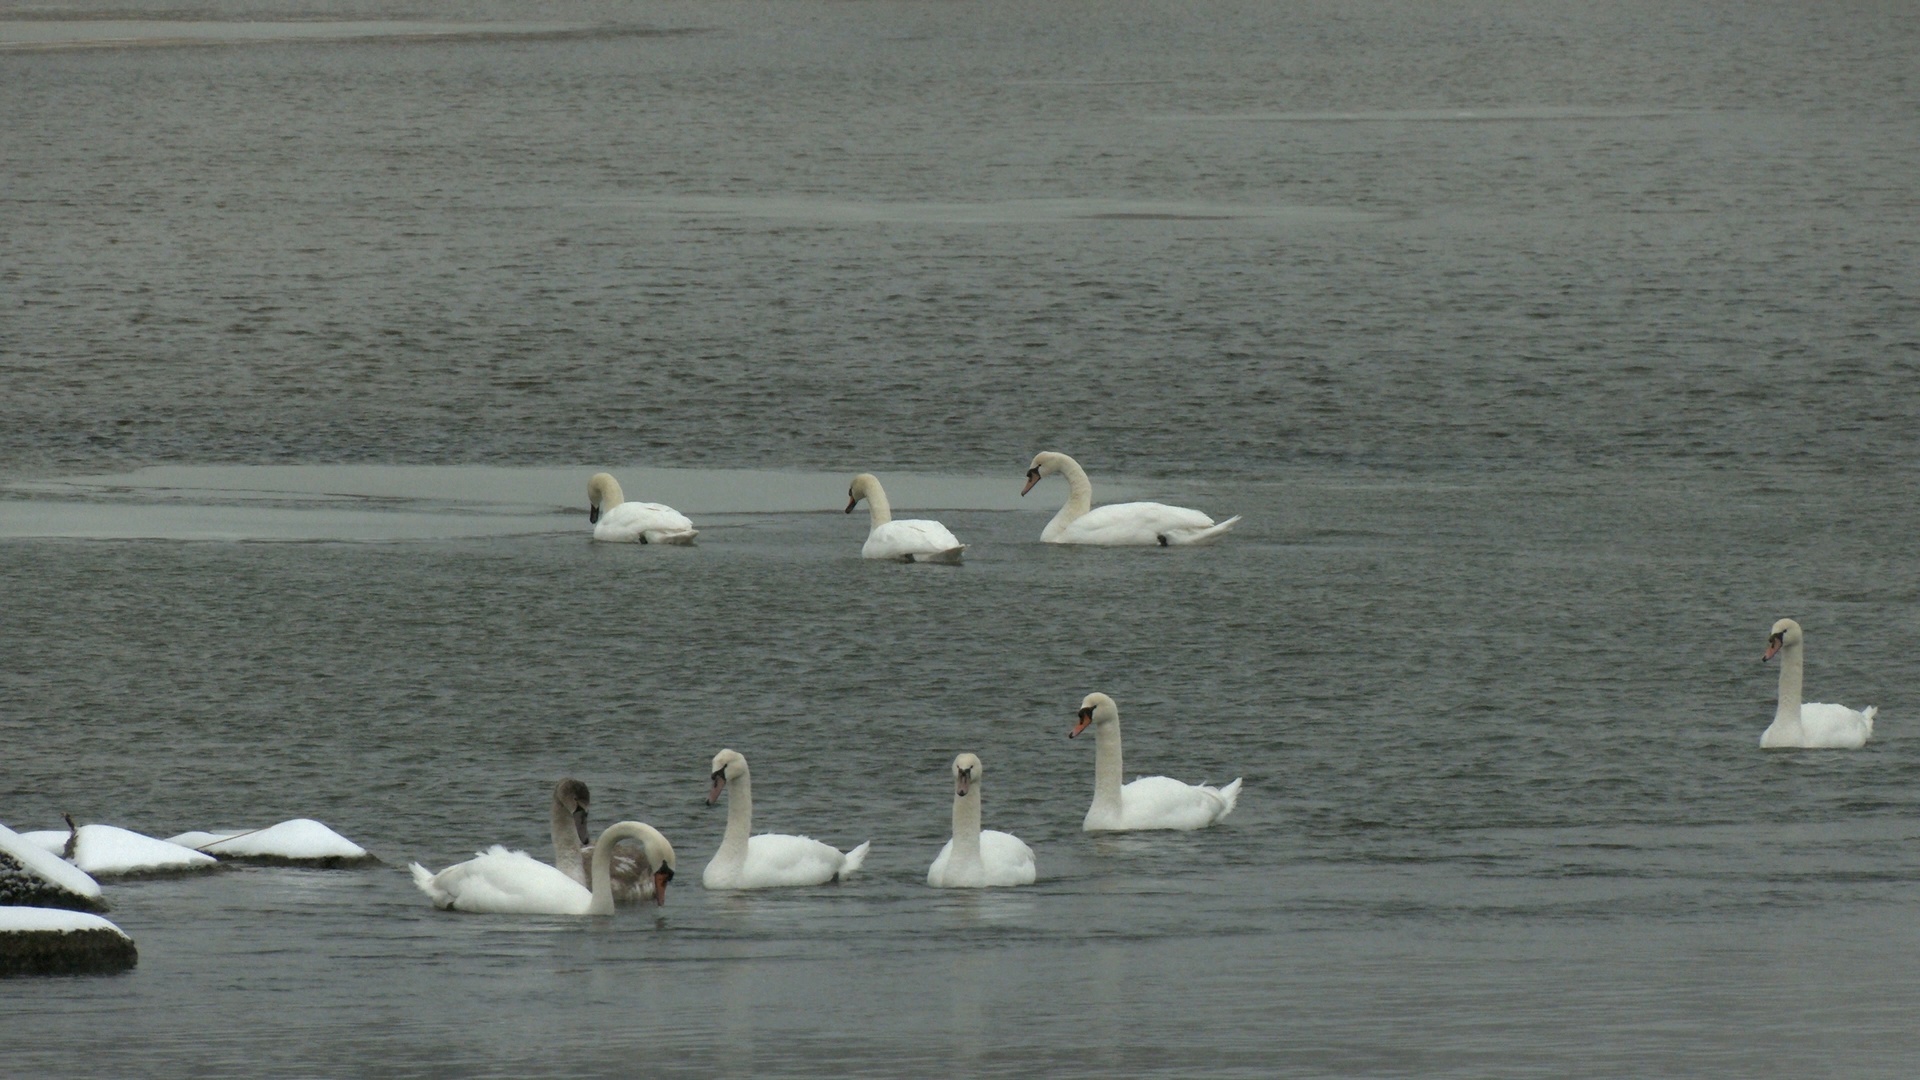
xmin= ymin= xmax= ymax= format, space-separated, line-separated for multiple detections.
xmin=588 ymin=451 xmax=1240 ymax=562
xmin=410 ymin=692 xmax=1242 ymax=910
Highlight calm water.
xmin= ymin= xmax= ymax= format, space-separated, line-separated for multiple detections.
xmin=4 ymin=1 xmax=1920 ymax=1076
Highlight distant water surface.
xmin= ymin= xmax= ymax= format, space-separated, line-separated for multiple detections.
xmin=3 ymin=1 xmax=1919 ymax=1076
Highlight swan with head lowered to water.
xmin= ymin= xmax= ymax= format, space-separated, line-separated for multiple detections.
xmin=1021 ymin=452 xmax=1238 ymax=546
xmin=410 ymin=821 xmax=676 ymax=914
xmin=845 ymin=473 xmax=966 ymax=563
xmin=1071 ymin=692 xmax=1241 ymax=831
xmin=587 ymin=472 xmax=697 ymax=544
xmin=927 ymin=753 xmax=1035 ymax=888
xmin=1760 ymin=618 xmax=1875 ymax=749
xmin=703 ymin=749 xmax=871 ymax=889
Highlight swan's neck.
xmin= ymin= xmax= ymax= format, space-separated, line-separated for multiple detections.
xmin=1774 ymin=643 xmax=1805 ymax=729
xmin=716 ymin=772 xmax=754 ymax=864
xmin=550 ymin=801 xmax=585 ymax=883
xmin=951 ymin=791 xmax=983 ymax=867
xmin=599 ymin=477 xmax=626 ymax=510
xmin=864 ymin=485 xmax=894 ymax=528
xmin=1048 ymin=456 xmax=1094 ymax=531
xmin=587 ymin=823 xmax=657 ymax=915
xmin=1091 ymin=721 xmax=1124 ymax=817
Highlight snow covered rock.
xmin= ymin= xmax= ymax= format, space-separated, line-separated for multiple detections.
xmin=0 ymin=907 xmax=138 ymax=977
xmin=0 ymin=823 xmax=107 ymax=913
xmin=20 ymin=824 xmax=220 ymax=877
xmin=166 ymin=819 xmax=375 ymax=867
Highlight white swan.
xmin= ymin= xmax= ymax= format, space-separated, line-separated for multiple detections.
xmin=1760 ymin=618 xmax=1875 ymax=749
xmin=927 ymin=753 xmax=1036 ymax=888
xmin=587 ymin=472 xmax=697 ymax=544
xmin=1072 ymin=692 xmax=1242 ymax=831
xmin=845 ymin=473 xmax=966 ymax=564
xmin=410 ymin=821 xmax=675 ymax=914
xmin=1021 ymin=452 xmax=1239 ymax=546
xmin=702 ymin=749 xmax=871 ymax=889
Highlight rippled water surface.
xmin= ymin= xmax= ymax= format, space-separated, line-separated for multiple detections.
xmin=4 ymin=1 xmax=1919 ymax=1076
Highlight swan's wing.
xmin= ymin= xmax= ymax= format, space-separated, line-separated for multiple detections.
xmin=979 ymin=830 xmax=1037 ymax=886
xmin=863 ymin=519 xmax=965 ymax=562
xmin=1119 ymin=775 xmax=1240 ymax=830
xmin=735 ymin=834 xmax=851 ymax=888
xmin=594 ymin=502 xmax=697 ymax=544
xmin=1054 ymin=502 xmax=1220 ymax=546
xmin=1799 ymin=703 xmax=1875 ymax=748
xmin=926 ymin=839 xmax=956 ymax=886
xmin=589 ymin=844 xmax=655 ymax=903
xmin=418 ymin=847 xmax=591 ymax=913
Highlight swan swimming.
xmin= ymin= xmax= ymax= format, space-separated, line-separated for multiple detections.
xmin=1760 ymin=618 xmax=1875 ymax=749
xmin=1021 ymin=451 xmax=1239 ymax=546
xmin=1071 ymin=692 xmax=1242 ymax=831
xmin=548 ymin=778 xmax=668 ymax=904
xmin=587 ymin=472 xmax=698 ymax=544
xmin=702 ymin=749 xmax=871 ymax=889
xmin=927 ymin=753 xmax=1035 ymax=888
xmin=845 ymin=473 xmax=966 ymax=563
xmin=410 ymin=821 xmax=675 ymax=914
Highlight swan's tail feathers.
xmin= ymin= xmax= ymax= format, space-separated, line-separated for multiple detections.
xmin=408 ymin=862 xmax=450 ymax=908
xmin=644 ymin=528 xmax=699 ymax=545
xmin=1170 ymin=516 xmax=1241 ymax=546
xmin=837 ymin=841 xmax=872 ymax=880
xmin=1863 ymin=706 xmax=1878 ymax=736
xmin=1212 ymin=778 xmax=1243 ymax=821
xmin=913 ymin=545 xmax=967 ymax=565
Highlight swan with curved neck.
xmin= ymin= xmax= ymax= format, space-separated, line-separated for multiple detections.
xmin=927 ymin=753 xmax=1036 ymax=888
xmin=587 ymin=472 xmax=698 ymax=544
xmin=1760 ymin=618 xmax=1875 ymax=749
xmin=1071 ymin=692 xmax=1242 ymax=831
xmin=703 ymin=749 xmax=871 ymax=889
xmin=410 ymin=821 xmax=676 ymax=914
xmin=1021 ymin=452 xmax=1239 ymax=546
xmin=845 ymin=473 xmax=966 ymax=563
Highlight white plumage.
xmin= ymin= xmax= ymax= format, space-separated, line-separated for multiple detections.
xmin=1072 ymin=692 xmax=1241 ymax=831
xmin=587 ymin=472 xmax=697 ymax=544
xmin=1022 ymin=451 xmax=1238 ymax=546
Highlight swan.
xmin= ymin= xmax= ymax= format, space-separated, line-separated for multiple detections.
xmin=845 ymin=473 xmax=966 ymax=564
xmin=1071 ymin=692 xmax=1242 ymax=831
xmin=702 ymin=749 xmax=871 ymax=889
xmin=1021 ymin=452 xmax=1239 ymax=546
xmin=548 ymin=777 xmax=599 ymax=887
xmin=409 ymin=821 xmax=675 ymax=914
xmin=587 ymin=472 xmax=697 ymax=544
xmin=927 ymin=753 xmax=1036 ymax=888
xmin=1760 ymin=618 xmax=1876 ymax=749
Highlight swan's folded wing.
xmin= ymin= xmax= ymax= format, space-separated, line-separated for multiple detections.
xmin=864 ymin=519 xmax=965 ymax=561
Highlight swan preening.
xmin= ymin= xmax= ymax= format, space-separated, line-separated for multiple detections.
xmin=1760 ymin=618 xmax=1876 ymax=750
xmin=927 ymin=753 xmax=1036 ymax=888
xmin=587 ymin=472 xmax=698 ymax=544
xmin=845 ymin=473 xmax=966 ymax=563
xmin=549 ymin=779 xmax=667 ymax=904
xmin=411 ymin=821 xmax=675 ymax=915
xmin=1021 ymin=452 xmax=1239 ymax=546
xmin=1071 ymin=693 xmax=1241 ymax=831
xmin=703 ymin=749 xmax=871 ymax=889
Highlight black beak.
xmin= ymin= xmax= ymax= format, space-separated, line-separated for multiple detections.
xmin=589 ymin=505 xmax=600 ymax=524
xmin=572 ymin=807 xmax=590 ymax=846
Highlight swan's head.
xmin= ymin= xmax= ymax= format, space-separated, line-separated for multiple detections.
xmin=1764 ymin=618 xmax=1803 ymax=662
xmin=586 ymin=472 xmax=621 ymax=523
xmin=1021 ymin=452 xmax=1063 ymax=497
xmin=641 ymin=829 xmax=677 ymax=907
xmin=553 ymin=778 xmax=591 ymax=845
xmin=846 ymin=473 xmax=881 ymax=514
xmin=952 ymin=752 xmax=982 ymax=799
xmin=708 ymin=748 xmax=748 ymax=805
xmin=1071 ymin=692 xmax=1118 ymax=738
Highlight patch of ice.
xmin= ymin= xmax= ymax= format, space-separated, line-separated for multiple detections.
xmin=167 ymin=819 xmax=369 ymax=860
xmin=0 ymin=907 xmax=128 ymax=936
xmin=18 ymin=825 xmax=218 ymax=876
xmin=0 ymin=823 xmax=103 ymax=898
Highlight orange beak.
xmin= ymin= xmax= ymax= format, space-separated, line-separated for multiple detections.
xmin=1021 ymin=469 xmax=1041 ymax=496
xmin=707 ymin=773 xmax=725 ymax=805
xmin=1762 ymin=634 xmax=1783 ymax=662
xmin=1069 ymin=708 xmax=1093 ymax=738
xmin=652 ymin=871 xmax=670 ymax=906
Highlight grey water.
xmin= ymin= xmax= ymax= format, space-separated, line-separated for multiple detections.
xmin=3 ymin=0 xmax=1919 ymax=1075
